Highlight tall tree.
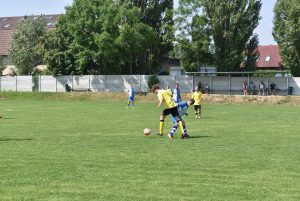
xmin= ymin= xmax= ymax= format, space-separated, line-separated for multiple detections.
xmin=10 ymin=16 xmax=46 ymax=75
xmin=176 ymin=0 xmax=262 ymax=72
xmin=243 ymin=34 xmax=259 ymax=71
xmin=273 ymin=0 xmax=300 ymax=76
xmin=176 ymin=0 xmax=214 ymax=71
xmin=117 ymin=7 xmax=156 ymax=74
xmin=42 ymin=15 xmax=77 ymax=75
xmin=43 ymin=0 xmax=155 ymax=75
xmin=123 ymin=0 xmax=175 ymax=73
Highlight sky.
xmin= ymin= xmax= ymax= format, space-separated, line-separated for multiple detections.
xmin=0 ymin=0 xmax=277 ymax=45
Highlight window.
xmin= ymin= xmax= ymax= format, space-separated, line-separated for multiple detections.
xmin=47 ymin=22 xmax=56 ymax=27
xmin=265 ymin=56 xmax=271 ymax=62
xmin=3 ymin=24 xmax=11 ymax=28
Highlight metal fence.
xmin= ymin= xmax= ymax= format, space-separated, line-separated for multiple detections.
xmin=0 ymin=75 xmax=300 ymax=95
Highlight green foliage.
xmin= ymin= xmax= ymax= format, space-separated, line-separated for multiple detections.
xmin=0 ymin=56 xmax=4 ymax=75
xmin=128 ymin=0 xmax=175 ymax=72
xmin=273 ymin=0 xmax=300 ymax=76
xmin=176 ymin=0 xmax=262 ymax=72
xmin=147 ymin=74 xmax=160 ymax=90
xmin=42 ymin=15 xmax=77 ymax=75
xmin=176 ymin=0 xmax=213 ymax=71
xmin=10 ymin=16 xmax=47 ymax=75
xmin=43 ymin=0 xmax=157 ymax=75
xmin=117 ymin=6 xmax=156 ymax=74
xmin=243 ymin=34 xmax=259 ymax=71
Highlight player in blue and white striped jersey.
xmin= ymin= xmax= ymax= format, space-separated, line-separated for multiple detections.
xmin=127 ymin=83 xmax=135 ymax=109
xmin=169 ymin=99 xmax=195 ymax=139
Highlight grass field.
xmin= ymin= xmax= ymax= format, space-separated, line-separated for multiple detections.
xmin=0 ymin=93 xmax=300 ymax=201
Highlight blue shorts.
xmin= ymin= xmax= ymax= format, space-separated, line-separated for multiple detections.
xmin=128 ymin=96 xmax=134 ymax=101
xmin=171 ymin=115 xmax=182 ymax=124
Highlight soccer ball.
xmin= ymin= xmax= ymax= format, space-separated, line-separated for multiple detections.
xmin=144 ymin=128 xmax=151 ymax=135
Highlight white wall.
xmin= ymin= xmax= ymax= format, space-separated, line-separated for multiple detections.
xmin=16 ymin=76 xmax=32 ymax=92
xmin=0 ymin=76 xmax=17 ymax=91
xmin=1 ymin=75 xmax=300 ymax=96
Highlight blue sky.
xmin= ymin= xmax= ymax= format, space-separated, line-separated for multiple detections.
xmin=0 ymin=0 xmax=277 ymax=45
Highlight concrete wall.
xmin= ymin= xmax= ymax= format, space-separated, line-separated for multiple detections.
xmin=0 ymin=76 xmax=32 ymax=92
xmin=0 ymin=75 xmax=300 ymax=96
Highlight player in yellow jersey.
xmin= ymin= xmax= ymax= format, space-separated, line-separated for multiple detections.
xmin=192 ymin=86 xmax=203 ymax=119
xmin=151 ymin=84 xmax=187 ymax=139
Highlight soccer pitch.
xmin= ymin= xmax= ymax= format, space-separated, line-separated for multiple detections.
xmin=0 ymin=94 xmax=299 ymax=200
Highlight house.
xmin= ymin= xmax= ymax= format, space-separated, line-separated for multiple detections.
xmin=0 ymin=15 xmax=59 ymax=75
xmin=256 ymin=45 xmax=282 ymax=70
xmin=160 ymin=55 xmax=181 ymax=74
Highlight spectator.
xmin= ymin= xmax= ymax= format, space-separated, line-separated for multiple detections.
xmin=270 ymin=83 xmax=276 ymax=95
xmin=197 ymin=81 xmax=202 ymax=93
xmin=259 ymin=81 xmax=265 ymax=96
xmin=172 ymin=82 xmax=181 ymax=103
xmin=205 ymin=83 xmax=209 ymax=94
xmin=243 ymin=82 xmax=248 ymax=95
xmin=249 ymin=81 xmax=254 ymax=95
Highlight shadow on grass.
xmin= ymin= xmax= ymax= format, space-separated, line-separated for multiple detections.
xmin=188 ymin=136 xmax=213 ymax=139
xmin=0 ymin=138 xmax=33 ymax=142
xmin=1 ymin=117 xmax=14 ymax=120
xmin=145 ymin=135 xmax=213 ymax=139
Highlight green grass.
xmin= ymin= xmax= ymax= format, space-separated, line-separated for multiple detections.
xmin=0 ymin=95 xmax=300 ymax=200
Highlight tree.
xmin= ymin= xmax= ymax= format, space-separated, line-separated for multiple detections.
xmin=122 ymin=0 xmax=175 ymax=73
xmin=10 ymin=16 xmax=46 ymax=75
xmin=176 ymin=0 xmax=262 ymax=72
xmin=43 ymin=0 xmax=156 ymax=75
xmin=176 ymin=1 xmax=214 ymax=71
xmin=273 ymin=0 xmax=300 ymax=76
xmin=117 ymin=5 xmax=156 ymax=74
xmin=0 ymin=56 xmax=5 ymax=75
xmin=243 ymin=34 xmax=259 ymax=71
xmin=42 ymin=15 xmax=77 ymax=75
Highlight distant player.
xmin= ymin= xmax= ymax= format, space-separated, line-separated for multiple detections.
xmin=127 ymin=83 xmax=135 ymax=109
xmin=192 ymin=86 xmax=203 ymax=119
xmin=172 ymin=82 xmax=181 ymax=103
xmin=151 ymin=84 xmax=185 ymax=139
xmin=169 ymin=99 xmax=195 ymax=138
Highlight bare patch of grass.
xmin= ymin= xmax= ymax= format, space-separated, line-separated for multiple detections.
xmin=1 ymin=92 xmax=300 ymax=105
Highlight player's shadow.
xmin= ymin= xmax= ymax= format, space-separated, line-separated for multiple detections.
xmin=188 ymin=136 xmax=212 ymax=139
xmin=0 ymin=138 xmax=33 ymax=142
xmin=1 ymin=117 xmax=14 ymax=120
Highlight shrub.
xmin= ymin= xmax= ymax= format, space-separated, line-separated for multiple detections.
xmin=147 ymin=75 xmax=160 ymax=91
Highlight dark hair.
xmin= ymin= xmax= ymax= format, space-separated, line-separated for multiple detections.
xmin=151 ymin=84 xmax=160 ymax=93
xmin=189 ymin=98 xmax=195 ymax=105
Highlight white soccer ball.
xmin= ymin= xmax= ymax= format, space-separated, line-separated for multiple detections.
xmin=144 ymin=128 xmax=151 ymax=135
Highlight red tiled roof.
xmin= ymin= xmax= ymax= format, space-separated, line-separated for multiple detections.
xmin=0 ymin=15 xmax=60 ymax=56
xmin=256 ymin=45 xmax=282 ymax=69
xmin=0 ymin=29 xmax=14 ymax=55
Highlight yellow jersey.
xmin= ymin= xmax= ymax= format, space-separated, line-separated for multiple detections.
xmin=192 ymin=91 xmax=203 ymax=105
xmin=157 ymin=90 xmax=177 ymax=108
